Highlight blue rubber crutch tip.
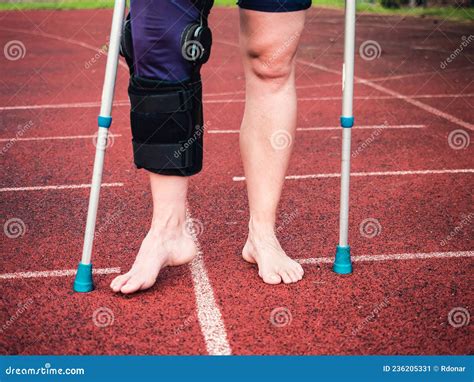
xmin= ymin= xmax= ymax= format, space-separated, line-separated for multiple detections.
xmin=73 ymin=262 xmax=94 ymax=292
xmin=333 ymin=245 xmax=353 ymax=274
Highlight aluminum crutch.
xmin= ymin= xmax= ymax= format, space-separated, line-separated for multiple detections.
xmin=333 ymin=0 xmax=356 ymax=275
xmin=73 ymin=0 xmax=127 ymax=292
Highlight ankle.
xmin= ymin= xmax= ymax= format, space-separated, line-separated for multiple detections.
xmin=248 ymin=216 xmax=276 ymax=241
xmin=150 ymin=210 xmax=186 ymax=237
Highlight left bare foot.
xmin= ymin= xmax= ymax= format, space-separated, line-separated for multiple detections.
xmin=110 ymin=224 xmax=197 ymax=294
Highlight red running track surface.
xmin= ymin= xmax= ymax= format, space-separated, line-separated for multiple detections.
xmin=0 ymin=7 xmax=472 ymax=355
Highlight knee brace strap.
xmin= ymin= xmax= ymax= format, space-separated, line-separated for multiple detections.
xmin=129 ymin=76 xmax=204 ymax=176
xmin=132 ymin=141 xmax=193 ymax=170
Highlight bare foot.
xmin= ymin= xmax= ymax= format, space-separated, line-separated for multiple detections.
xmin=242 ymin=223 xmax=304 ymax=284
xmin=110 ymin=225 xmax=197 ymax=294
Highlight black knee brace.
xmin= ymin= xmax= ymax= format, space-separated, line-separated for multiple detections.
xmin=120 ymin=0 xmax=213 ymax=176
xmin=129 ymin=75 xmax=204 ymax=176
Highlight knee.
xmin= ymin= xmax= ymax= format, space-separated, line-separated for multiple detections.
xmin=244 ymin=38 xmax=298 ymax=86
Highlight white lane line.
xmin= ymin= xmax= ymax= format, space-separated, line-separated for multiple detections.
xmin=297 ymin=59 xmax=474 ymax=131
xmin=370 ymin=66 xmax=473 ymax=82
xmin=0 ymin=100 xmax=128 ymax=111
xmin=187 ymin=214 xmax=232 ymax=355
xmin=0 ymin=134 xmax=122 ymax=142
xmin=0 ymin=267 xmax=121 ymax=280
xmin=209 ymin=124 xmax=426 ymax=134
xmin=232 ymin=169 xmax=474 ymax=182
xmin=1 ymin=92 xmax=472 ymax=111
xmin=359 ymin=80 xmax=474 ymax=131
xmin=0 ymin=26 xmax=128 ymax=70
xmin=0 ymin=183 xmax=124 ymax=192
xmin=297 ymin=250 xmax=474 ymax=265
xmin=298 ymin=94 xmax=474 ymax=101
xmin=189 ymin=251 xmax=232 ymax=355
xmin=297 ymin=124 xmax=425 ymax=131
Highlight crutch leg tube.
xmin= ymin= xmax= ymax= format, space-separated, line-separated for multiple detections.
xmin=333 ymin=0 xmax=356 ymax=274
xmin=73 ymin=0 xmax=127 ymax=292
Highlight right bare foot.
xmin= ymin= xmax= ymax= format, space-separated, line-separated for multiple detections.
xmin=242 ymin=222 xmax=304 ymax=285
xmin=110 ymin=224 xmax=197 ymax=294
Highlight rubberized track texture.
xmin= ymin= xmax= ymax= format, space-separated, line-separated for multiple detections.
xmin=0 ymin=7 xmax=472 ymax=355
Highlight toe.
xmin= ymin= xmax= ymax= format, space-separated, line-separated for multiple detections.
xmin=261 ymin=272 xmax=282 ymax=285
xmin=288 ymin=269 xmax=301 ymax=282
xmin=293 ymin=262 xmax=304 ymax=279
xmin=120 ymin=277 xmax=145 ymax=294
xmin=280 ymin=271 xmax=293 ymax=284
xmin=110 ymin=273 xmax=131 ymax=292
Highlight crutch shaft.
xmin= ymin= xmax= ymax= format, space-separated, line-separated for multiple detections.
xmin=74 ymin=0 xmax=126 ymax=292
xmin=334 ymin=0 xmax=356 ymax=274
xmin=342 ymin=0 xmax=356 ymax=119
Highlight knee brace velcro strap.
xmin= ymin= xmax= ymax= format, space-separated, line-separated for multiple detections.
xmin=129 ymin=89 xmax=194 ymax=114
xmin=132 ymin=141 xmax=192 ymax=169
xmin=129 ymin=75 xmax=204 ymax=176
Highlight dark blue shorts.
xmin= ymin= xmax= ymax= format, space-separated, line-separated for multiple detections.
xmin=130 ymin=0 xmax=199 ymax=81
xmin=237 ymin=0 xmax=311 ymax=12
